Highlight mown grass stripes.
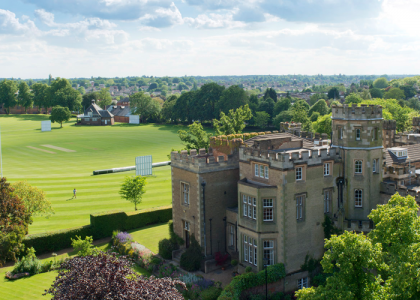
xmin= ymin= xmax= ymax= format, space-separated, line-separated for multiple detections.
xmin=0 ymin=115 xmax=183 ymax=234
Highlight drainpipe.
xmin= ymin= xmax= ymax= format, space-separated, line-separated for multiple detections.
xmin=201 ymin=181 xmax=207 ymax=257
xmin=209 ymin=218 xmax=213 ymax=256
xmin=223 ymin=217 xmax=227 ymax=253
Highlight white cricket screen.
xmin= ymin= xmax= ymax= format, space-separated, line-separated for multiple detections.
xmin=136 ymin=155 xmax=152 ymax=176
xmin=129 ymin=115 xmax=140 ymax=124
xmin=41 ymin=120 xmax=51 ymax=132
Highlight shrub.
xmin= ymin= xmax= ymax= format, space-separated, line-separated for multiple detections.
xmin=158 ymin=238 xmax=176 ymax=259
xmin=245 ymin=266 xmax=252 ymax=273
xmin=71 ymin=236 xmax=97 ymax=257
xmin=231 ymin=259 xmax=238 ymax=267
xmin=218 ymin=263 xmax=286 ymax=300
xmin=200 ymin=286 xmax=222 ymax=300
xmin=11 ymin=248 xmax=42 ymax=276
xmin=158 ymin=263 xmax=180 ymax=278
xmin=180 ymin=235 xmax=203 ymax=272
xmin=114 ymin=232 xmax=132 ymax=244
xmin=197 ymin=278 xmax=214 ymax=290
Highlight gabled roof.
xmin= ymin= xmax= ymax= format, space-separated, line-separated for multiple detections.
xmin=84 ymin=102 xmax=114 ymax=118
xmin=110 ymin=106 xmax=131 ymax=117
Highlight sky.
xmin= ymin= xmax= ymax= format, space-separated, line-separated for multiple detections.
xmin=1 ymin=0 xmax=420 ymax=79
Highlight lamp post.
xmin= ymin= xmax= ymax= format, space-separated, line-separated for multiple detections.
xmin=263 ymin=257 xmax=269 ymax=300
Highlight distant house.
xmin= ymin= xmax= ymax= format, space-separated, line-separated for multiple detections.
xmin=108 ymin=105 xmax=132 ymax=123
xmin=117 ymin=98 xmax=130 ymax=106
xmin=78 ymin=100 xmax=114 ymax=126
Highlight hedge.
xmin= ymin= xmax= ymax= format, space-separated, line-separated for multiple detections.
xmin=217 ymin=263 xmax=286 ymax=300
xmin=24 ymin=206 xmax=172 ymax=255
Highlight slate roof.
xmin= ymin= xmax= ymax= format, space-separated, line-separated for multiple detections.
xmin=244 ymin=132 xmax=315 ymax=149
xmin=384 ymin=144 xmax=420 ymax=165
xmin=110 ymin=106 xmax=131 ymax=117
xmin=83 ymin=102 xmax=114 ymax=118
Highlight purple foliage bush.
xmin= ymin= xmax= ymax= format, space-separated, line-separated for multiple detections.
xmin=116 ymin=232 xmax=132 ymax=244
xmin=197 ymin=278 xmax=214 ymax=290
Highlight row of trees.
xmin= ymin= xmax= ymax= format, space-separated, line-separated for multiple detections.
xmin=0 ymin=78 xmax=113 ymax=114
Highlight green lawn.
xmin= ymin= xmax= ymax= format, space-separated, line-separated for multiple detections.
xmin=0 ymin=115 xmax=184 ymax=234
xmin=129 ymin=222 xmax=171 ymax=254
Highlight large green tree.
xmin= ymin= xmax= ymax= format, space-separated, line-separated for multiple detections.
xmin=98 ymin=88 xmax=112 ymax=109
xmin=178 ymin=122 xmax=211 ymax=150
xmin=263 ymin=87 xmax=278 ymax=102
xmin=308 ymin=99 xmax=328 ymax=116
xmin=215 ymin=85 xmax=249 ymax=117
xmin=119 ymin=176 xmax=147 ymax=211
xmin=296 ymin=231 xmax=386 ymax=300
xmin=195 ymin=82 xmax=225 ymax=121
xmin=12 ymin=181 xmax=54 ymax=218
xmin=0 ymin=79 xmax=18 ymax=114
xmin=273 ymin=97 xmax=291 ymax=116
xmin=213 ymin=104 xmax=252 ymax=135
xmin=50 ymin=106 xmax=72 ymax=128
xmin=172 ymin=91 xmax=197 ymax=123
xmin=129 ymin=92 xmax=161 ymax=123
xmin=254 ymin=111 xmax=270 ymax=129
xmin=31 ymin=83 xmax=51 ymax=111
xmin=327 ymin=87 xmax=340 ymax=99
xmin=82 ymin=92 xmax=99 ymax=111
xmin=17 ymin=82 xmax=33 ymax=113
xmin=373 ymin=77 xmax=389 ymax=89
xmin=345 ymin=93 xmax=363 ymax=105
xmin=0 ymin=177 xmax=32 ymax=266
xmin=384 ymin=88 xmax=405 ymax=100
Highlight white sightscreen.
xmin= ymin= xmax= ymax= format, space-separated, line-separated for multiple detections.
xmin=41 ymin=121 xmax=51 ymax=132
xmin=129 ymin=115 xmax=140 ymax=124
xmin=136 ymin=155 xmax=152 ymax=176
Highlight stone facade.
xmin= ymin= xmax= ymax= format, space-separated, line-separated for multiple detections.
xmin=171 ymin=104 xmax=420 ymax=292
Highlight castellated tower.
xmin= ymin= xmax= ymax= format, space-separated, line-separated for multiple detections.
xmin=331 ymin=104 xmax=383 ymax=227
xmin=382 ymin=120 xmax=396 ymax=148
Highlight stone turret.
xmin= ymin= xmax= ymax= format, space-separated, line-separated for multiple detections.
xmin=382 ymin=120 xmax=396 ymax=148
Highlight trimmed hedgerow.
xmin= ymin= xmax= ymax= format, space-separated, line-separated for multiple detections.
xmin=217 ymin=263 xmax=286 ymax=300
xmin=24 ymin=206 xmax=172 ymax=255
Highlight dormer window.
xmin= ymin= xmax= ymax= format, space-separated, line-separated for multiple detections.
xmin=88 ymin=112 xmax=93 ymax=117
xmin=389 ymin=148 xmax=408 ymax=159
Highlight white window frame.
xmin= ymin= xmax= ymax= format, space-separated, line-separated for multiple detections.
xmin=229 ymin=225 xmax=234 ymax=247
xmin=260 ymin=165 xmax=264 ymax=178
xmin=298 ymin=277 xmax=308 ymax=289
xmin=296 ymin=195 xmax=304 ymax=220
xmin=355 ymin=160 xmax=362 ymax=174
xmin=244 ymin=236 xmax=248 ymax=262
xmin=339 ymin=127 xmax=343 ymax=140
xmin=248 ymin=196 xmax=252 ymax=217
xmin=296 ymin=167 xmax=303 ymax=181
xmin=184 ymin=221 xmax=190 ymax=231
xmin=355 ymin=189 xmax=362 ymax=207
xmin=253 ymin=239 xmax=257 ymax=267
xmin=324 ymin=190 xmax=331 ymax=214
xmin=255 ymin=164 xmax=259 ymax=177
xmin=263 ymin=199 xmax=273 ymax=221
xmin=356 ymin=128 xmax=361 ymax=140
xmin=324 ymin=163 xmax=330 ymax=176
xmin=264 ymin=166 xmax=269 ymax=179
xmin=181 ymin=183 xmax=190 ymax=205
xmin=243 ymin=195 xmax=248 ymax=217
xmin=249 ymin=238 xmax=253 ymax=264
xmin=252 ymin=197 xmax=257 ymax=220
xmin=263 ymin=240 xmax=274 ymax=266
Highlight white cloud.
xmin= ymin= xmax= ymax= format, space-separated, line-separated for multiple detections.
xmin=0 ymin=9 xmax=39 ymax=35
xmin=184 ymin=13 xmax=245 ymax=29
xmin=130 ymin=37 xmax=194 ymax=52
xmin=34 ymin=9 xmax=55 ymax=26
xmin=141 ymin=3 xmax=183 ymax=28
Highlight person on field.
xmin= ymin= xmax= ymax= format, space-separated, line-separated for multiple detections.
xmin=73 ymin=188 xmax=77 ymax=199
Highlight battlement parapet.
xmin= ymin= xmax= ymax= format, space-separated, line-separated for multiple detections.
xmin=383 ymin=120 xmax=396 ymax=130
xmin=240 ymin=146 xmax=339 ymax=169
xmin=380 ymin=181 xmax=420 ymax=200
xmin=393 ymin=133 xmax=420 ymax=146
xmin=413 ymin=117 xmax=420 ymax=126
xmin=331 ymin=104 xmax=382 ymax=120
xmin=171 ymin=148 xmax=239 ymax=173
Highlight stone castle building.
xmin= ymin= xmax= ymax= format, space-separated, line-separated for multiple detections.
xmin=171 ymin=104 xmax=420 ymax=292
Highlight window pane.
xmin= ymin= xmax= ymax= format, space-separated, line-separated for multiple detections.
xmin=264 ymin=166 xmax=269 ymax=179
xmin=260 ymin=165 xmax=264 ymax=177
xmin=255 ymin=164 xmax=259 ymax=176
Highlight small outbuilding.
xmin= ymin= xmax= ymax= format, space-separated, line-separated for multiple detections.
xmin=78 ymin=100 xmax=114 ymax=126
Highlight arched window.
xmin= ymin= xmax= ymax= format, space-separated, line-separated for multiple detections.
xmin=355 ymin=189 xmax=363 ymax=207
xmin=356 ymin=129 xmax=361 ymax=140
xmin=355 ymin=160 xmax=362 ymax=174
